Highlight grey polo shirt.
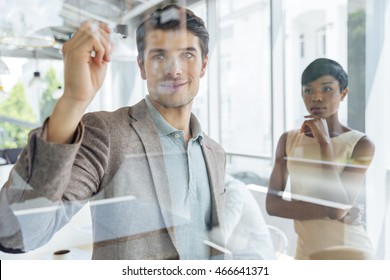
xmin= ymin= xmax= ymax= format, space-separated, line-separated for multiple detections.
xmin=145 ymin=96 xmax=211 ymax=259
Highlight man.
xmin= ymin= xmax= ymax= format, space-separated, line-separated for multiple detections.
xmin=0 ymin=4 xmax=226 ymax=259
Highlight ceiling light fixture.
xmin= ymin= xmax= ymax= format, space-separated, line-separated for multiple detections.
xmin=28 ymin=50 xmax=46 ymax=89
xmin=110 ymin=27 xmax=136 ymax=62
xmin=53 ymin=85 xmax=63 ymax=99
xmin=110 ymin=0 xmax=136 ymax=62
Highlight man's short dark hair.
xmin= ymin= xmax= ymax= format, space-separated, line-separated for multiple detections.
xmin=136 ymin=4 xmax=209 ymax=63
xmin=301 ymin=58 xmax=348 ymax=92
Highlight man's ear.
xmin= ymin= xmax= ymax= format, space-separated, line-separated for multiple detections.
xmin=200 ymin=55 xmax=208 ymax=78
xmin=341 ymin=87 xmax=349 ymax=101
xmin=137 ymin=57 xmax=146 ymax=80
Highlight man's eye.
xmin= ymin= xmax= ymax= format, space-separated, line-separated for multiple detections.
xmin=304 ymin=89 xmax=312 ymax=94
xmin=181 ymin=52 xmax=194 ymax=59
xmin=153 ymin=54 xmax=165 ymax=60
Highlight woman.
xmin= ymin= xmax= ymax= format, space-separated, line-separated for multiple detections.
xmin=266 ymin=58 xmax=375 ymax=259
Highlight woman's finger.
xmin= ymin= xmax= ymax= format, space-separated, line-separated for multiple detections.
xmin=300 ymin=120 xmax=313 ymax=134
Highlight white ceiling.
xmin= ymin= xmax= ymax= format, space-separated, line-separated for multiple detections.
xmin=0 ymin=0 xmax=168 ymax=59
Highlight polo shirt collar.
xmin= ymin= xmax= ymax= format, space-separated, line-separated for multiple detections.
xmin=145 ymin=96 xmax=204 ymax=144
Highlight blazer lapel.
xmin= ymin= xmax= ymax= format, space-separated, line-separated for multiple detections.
xmin=202 ymin=139 xmax=223 ymax=227
xmin=128 ymin=100 xmax=179 ymax=253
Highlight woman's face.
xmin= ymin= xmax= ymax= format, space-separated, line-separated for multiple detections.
xmin=302 ymin=75 xmax=348 ymax=118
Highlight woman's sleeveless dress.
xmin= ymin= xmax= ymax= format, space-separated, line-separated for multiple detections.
xmin=286 ymin=130 xmax=375 ymax=259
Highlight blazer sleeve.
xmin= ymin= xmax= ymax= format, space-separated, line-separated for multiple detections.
xmin=0 ymin=113 xmax=110 ymax=253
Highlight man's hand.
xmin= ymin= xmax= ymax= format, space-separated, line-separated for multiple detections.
xmin=62 ymin=21 xmax=112 ymax=103
xmin=47 ymin=21 xmax=112 ymax=144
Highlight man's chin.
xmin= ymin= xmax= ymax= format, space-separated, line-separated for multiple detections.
xmin=156 ymin=96 xmax=194 ymax=109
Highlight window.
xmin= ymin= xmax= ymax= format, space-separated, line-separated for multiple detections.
xmin=211 ymin=0 xmax=272 ymax=183
xmin=316 ymin=26 xmax=327 ymax=56
xmin=0 ymin=57 xmax=63 ymax=148
xmin=218 ymin=0 xmax=272 ymax=158
xmin=188 ymin=0 xmax=209 ymax=132
xmin=284 ymin=0 xmax=348 ymax=131
xmin=282 ymin=0 xmax=390 ymax=259
xmin=299 ymin=34 xmax=305 ymax=58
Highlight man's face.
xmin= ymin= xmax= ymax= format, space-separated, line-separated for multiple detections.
xmin=138 ymin=29 xmax=208 ymax=109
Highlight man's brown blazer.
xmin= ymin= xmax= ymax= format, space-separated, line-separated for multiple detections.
xmin=1 ymin=99 xmax=226 ymax=259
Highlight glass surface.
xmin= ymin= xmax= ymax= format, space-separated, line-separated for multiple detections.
xmin=280 ymin=0 xmax=390 ymax=259
xmin=218 ymin=0 xmax=272 ymax=157
xmin=0 ymin=28 xmax=56 ymax=49
xmin=283 ymin=0 xmax=348 ymax=130
xmin=188 ymin=0 xmax=209 ymax=133
xmin=0 ymin=57 xmax=63 ymax=148
xmin=1 ymin=0 xmax=389 ymax=261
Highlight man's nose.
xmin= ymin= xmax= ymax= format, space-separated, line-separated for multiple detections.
xmin=165 ymin=57 xmax=183 ymax=78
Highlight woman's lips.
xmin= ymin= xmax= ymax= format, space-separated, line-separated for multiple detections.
xmin=311 ymin=107 xmax=326 ymax=114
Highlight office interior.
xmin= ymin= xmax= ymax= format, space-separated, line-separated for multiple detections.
xmin=0 ymin=0 xmax=389 ymax=260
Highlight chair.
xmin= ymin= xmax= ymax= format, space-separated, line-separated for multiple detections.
xmin=0 ymin=148 xmax=22 ymax=164
xmin=0 ymin=156 xmax=6 ymax=165
xmin=267 ymin=225 xmax=289 ymax=259
xmin=0 ymin=149 xmax=5 ymax=165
